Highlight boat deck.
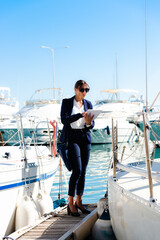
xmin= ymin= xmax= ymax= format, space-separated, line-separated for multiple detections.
xmin=116 ymin=168 xmax=160 ymax=203
xmin=107 ymin=162 xmax=160 ymax=240
xmin=9 ymin=204 xmax=97 ymax=240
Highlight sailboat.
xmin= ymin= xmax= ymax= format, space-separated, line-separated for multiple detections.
xmin=107 ymin=115 xmax=160 ymax=240
xmin=0 ymin=116 xmax=60 ymax=239
xmin=107 ymin=1 xmax=160 ymax=239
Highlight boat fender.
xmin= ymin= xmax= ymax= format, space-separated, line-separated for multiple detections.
xmin=3 ymin=152 xmax=10 ymax=158
xmin=15 ymin=195 xmax=40 ymax=231
xmin=24 ymin=136 xmax=32 ymax=145
xmin=106 ymin=126 xmax=110 ymax=135
xmin=36 ymin=191 xmax=53 ymax=216
xmin=97 ymin=197 xmax=108 ymax=217
xmin=92 ymin=209 xmax=116 ymax=240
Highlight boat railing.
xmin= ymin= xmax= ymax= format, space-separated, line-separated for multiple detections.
xmin=116 ymin=162 xmax=160 ymax=183
xmin=0 ymin=128 xmax=21 ymax=146
xmin=0 ymin=116 xmax=59 ymax=156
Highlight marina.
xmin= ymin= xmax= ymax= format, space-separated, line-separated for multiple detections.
xmin=1 ymin=88 xmax=160 ymax=240
xmin=1 ymin=109 xmax=160 ymax=240
xmin=3 ymin=130 xmax=159 ymax=240
xmin=1 ymin=1 xmax=160 ymax=239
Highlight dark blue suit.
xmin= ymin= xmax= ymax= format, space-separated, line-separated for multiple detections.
xmin=60 ymin=96 xmax=94 ymax=196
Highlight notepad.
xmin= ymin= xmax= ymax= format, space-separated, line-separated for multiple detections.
xmin=86 ymin=109 xmax=102 ymax=120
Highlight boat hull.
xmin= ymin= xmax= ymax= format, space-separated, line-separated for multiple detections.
xmin=0 ymin=146 xmax=59 ymax=238
xmin=108 ymin=173 xmax=160 ymax=240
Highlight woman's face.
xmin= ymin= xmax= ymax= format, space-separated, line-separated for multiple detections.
xmin=75 ymin=84 xmax=89 ymax=99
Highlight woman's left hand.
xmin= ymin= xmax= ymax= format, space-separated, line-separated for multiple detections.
xmin=83 ymin=112 xmax=94 ymax=125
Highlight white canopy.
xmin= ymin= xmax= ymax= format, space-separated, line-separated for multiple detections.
xmin=100 ymin=89 xmax=138 ymax=94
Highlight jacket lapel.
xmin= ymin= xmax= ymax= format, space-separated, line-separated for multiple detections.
xmin=68 ymin=96 xmax=75 ymax=115
xmin=83 ymin=99 xmax=88 ymax=111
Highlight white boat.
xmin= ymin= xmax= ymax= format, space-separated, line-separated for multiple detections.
xmin=0 ymin=144 xmax=59 ymax=239
xmin=21 ymin=88 xmax=62 ymax=120
xmin=0 ymin=88 xmax=62 ymax=145
xmin=133 ymin=113 xmax=160 ymax=146
xmin=129 ymin=99 xmax=160 ymax=146
xmin=0 ymin=87 xmax=19 ymax=121
xmin=107 ymin=115 xmax=160 ymax=240
xmin=91 ymin=89 xmax=144 ymax=144
xmin=129 ymin=91 xmax=160 ymax=146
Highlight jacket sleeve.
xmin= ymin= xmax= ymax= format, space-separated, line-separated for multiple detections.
xmin=60 ymin=99 xmax=83 ymax=125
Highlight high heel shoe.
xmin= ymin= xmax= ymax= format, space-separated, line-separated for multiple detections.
xmin=67 ymin=204 xmax=80 ymax=217
xmin=75 ymin=202 xmax=91 ymax=214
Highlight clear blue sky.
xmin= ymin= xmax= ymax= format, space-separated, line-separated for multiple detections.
xmin=0 ymin=0 xmax=160 ymax=108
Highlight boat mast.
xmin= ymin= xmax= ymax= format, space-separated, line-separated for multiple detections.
xmin=116 ymin=54 xmax=118 ymax=90
xmin=115 ymin=54 xmax=119 ymax=100
xmin=145 ymin=0 xmax=148 ymax=110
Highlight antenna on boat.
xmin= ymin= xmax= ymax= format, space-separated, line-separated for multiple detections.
xmin=145 ymin=0 xmax=148 ymax=110
xmin=115 ymin=54 xmax=119 ymax=100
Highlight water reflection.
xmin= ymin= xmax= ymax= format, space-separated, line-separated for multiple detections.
xmin=50 ymin=144 xmax=112 ymax=204
xmin=91 ymin=144 xmax=112 ymax=153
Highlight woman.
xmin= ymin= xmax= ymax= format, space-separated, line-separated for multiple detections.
xmin=60 ymin=80 xmax=94 ymax=216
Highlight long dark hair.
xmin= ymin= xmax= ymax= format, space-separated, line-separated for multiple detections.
xmin=74 ymin=80 xmax=89 ymax=89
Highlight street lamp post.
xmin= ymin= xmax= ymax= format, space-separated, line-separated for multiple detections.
xmin=41 ymin=45 xmax=69 ymax=100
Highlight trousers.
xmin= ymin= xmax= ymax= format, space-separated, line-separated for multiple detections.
xmin=68 ymin=130 xmax=91 ymax=197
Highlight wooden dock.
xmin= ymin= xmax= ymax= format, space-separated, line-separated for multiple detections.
xmin=8 ymin=204 xmax=97 ymax=240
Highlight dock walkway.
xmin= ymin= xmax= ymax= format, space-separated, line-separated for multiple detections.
xmin=9 ymin=204 xmax=97 ymax=240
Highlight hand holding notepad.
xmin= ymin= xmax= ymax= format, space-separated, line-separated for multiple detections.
xmin=86 ymin=109 xmax=102 ymax=120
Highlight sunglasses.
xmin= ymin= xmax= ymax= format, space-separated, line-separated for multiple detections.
xmin=79 ymin=88 xmax=90 ymax=93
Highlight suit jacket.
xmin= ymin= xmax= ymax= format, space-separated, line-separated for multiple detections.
xmin=60 ymin=96 xmax=94 ymax=144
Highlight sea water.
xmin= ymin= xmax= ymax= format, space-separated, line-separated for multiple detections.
xmin=50 ymin=139 xmax=156 ymax=205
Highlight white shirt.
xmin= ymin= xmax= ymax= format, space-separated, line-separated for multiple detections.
xmin=70 ymin=99 xmax=85 ymax=129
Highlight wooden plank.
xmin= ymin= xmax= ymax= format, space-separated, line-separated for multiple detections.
xmin=59 ymin=208 xmax=98 ymax=240
xmin=9 ymin=204 xmax=96 ymax=240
